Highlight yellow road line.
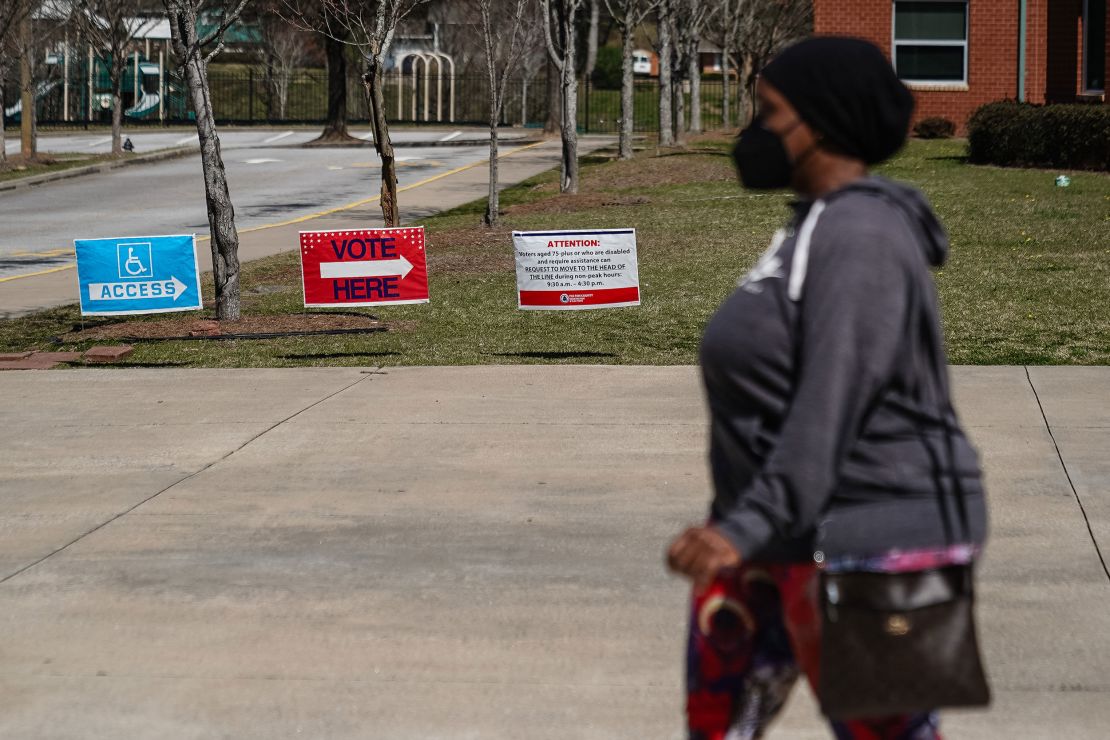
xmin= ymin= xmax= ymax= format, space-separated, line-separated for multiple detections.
xmin=0 ymin=139 xmax=548 ymax=282
xmin=0 ymin=263 xmax=75 ymax=283
xmin=8 ymin=248 xmax=74 ymax=258
xmin=197 ymin=139 xmax=546 ymax=241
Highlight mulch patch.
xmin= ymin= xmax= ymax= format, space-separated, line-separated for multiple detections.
xmin=62 ymin=313 xmax=384 ymax=341
xmin=502 ymin=193 xmax=652 ymax=217
xmin=425 ymin=225 xmax=516 ymax=274
xmin=581 ymin=150 xmax=735 ymax=192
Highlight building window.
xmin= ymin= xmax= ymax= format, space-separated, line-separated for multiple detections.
xmin=1084 ymin=0 xmax=1106 ymax=92
xmin=892 ymin=1 xmax=969 ymax=83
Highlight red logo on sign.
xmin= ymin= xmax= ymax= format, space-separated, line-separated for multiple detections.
xmin=299 ymin=227 xmax=429 ymax=307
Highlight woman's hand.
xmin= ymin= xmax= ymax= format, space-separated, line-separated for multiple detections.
xmin=666 ymin=526 xmax=742 ymax=588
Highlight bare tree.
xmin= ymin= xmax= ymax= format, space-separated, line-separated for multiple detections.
xmin=604 ymin=0 xmax=657 ymax=160
xmin=475 ymin=0 xmax=539 ymax=226
xmin=654 ymin=0 xmax=673 ymax=146
xmin=542 ymin=0 xmax=582 ymax=194
xmin=672 ymin=0 xmax=713 ymax=136
xmin=582 ymin=0 xmax=597 ymax=78
xmin=164 ymin=0 xmax=250 ymax=321
xmin=280 ymin=0 xmax=359 ymax=143
xmin=71 ymin=0 xmax=155 ymax=156
xmin=515 ymin=26 xmax=546 ymax=125
xmin=708 ymin=0 xmax=741 ymax=130
xmin=733 ymin=0 xmax=811 ymax=125
xmin=0 ymin=0 xmax=25 ymax=47
xmin=284 ymin=0 xmax=427 ymax=226
xmin=255 ymin=13 xmax=311 ymax=120
xmin=0 ymin=0 xmax=27 ymax=167
xmin=15 ymin=2 xmax=34 ymax=158
xmin=542 ymin=52 xmax=557 ymax=134
xmin=318 ymin=33 xmax=356 ymax=139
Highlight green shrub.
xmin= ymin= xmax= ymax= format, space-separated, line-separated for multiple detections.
xmin=913 ymin=116 xmax=955 ymax=139
xmin=967 ymin=101 xmax=1110 ymax=171
xmin=591 ymin=46 xmax=623 ymax=90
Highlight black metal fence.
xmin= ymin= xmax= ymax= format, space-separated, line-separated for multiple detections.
xmin=7 ymin=66 xmax=741 ymax=133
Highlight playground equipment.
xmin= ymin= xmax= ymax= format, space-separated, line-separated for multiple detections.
xmin=124 ymin=62 xmax=163 ymax=119
xmin=394 ymin=51 xmax=455 ymax=123
xmin=3 ymin=80 xmax=60 ymax=121
xmin=2 ymin=49 xmax=186 ymax=125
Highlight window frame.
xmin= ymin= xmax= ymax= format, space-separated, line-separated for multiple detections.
xmin=891 ymin=0 xmax=970 ymax=86
xmin=1082 ymin=0 xmax=1106 ymax=93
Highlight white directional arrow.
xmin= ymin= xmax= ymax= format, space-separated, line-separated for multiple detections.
xmin=88 ymin=276 xmax=189 ymax=301
xmin=320 ymin=255 xmax=414 ymax=280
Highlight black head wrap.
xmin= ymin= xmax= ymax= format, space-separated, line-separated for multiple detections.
xmin=760 ymin=37 xmax=915 ymax=165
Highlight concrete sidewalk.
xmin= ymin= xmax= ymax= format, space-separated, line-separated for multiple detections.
xmin=0 ymin=366 xmax=1107 ymax=738
xmin=0 ymin=136 xmax=612 ymax=318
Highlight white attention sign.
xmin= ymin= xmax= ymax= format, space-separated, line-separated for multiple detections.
xmin=512 ymin=228 xmax=640 ymax=310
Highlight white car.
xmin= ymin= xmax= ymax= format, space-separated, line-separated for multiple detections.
xmin=633 ymin=50 xmax=653 ymax=76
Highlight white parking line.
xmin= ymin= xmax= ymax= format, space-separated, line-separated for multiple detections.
xmin=89 ymin=137 xmax=112 ymax=147
xmin=174 ymin=135 xmax=196 ymax=146
xmin=359 ymin=131 xmax=376 ymax=141
xmin=262 ymin=130 xmax=294 ymax=144
xmin=244 ymin=158 xmax=282 ymax=164
xmin=439 ymin=130 xmax=462 ymax=142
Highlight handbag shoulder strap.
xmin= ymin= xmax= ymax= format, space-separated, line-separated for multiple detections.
xmin=905 ymin=257 xmax=972 ymax=546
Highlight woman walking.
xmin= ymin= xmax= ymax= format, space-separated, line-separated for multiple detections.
xmin=666 ymin=38 xmax=988 ymax=739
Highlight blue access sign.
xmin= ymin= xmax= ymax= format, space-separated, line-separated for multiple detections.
xmin=75 ymin=234 xmax=203 ymax=316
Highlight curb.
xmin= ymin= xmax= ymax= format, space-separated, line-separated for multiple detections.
xmin=300 ymin=137 xmax=544 ymax=149
xmin=0 ymin=146 xmax=197 ymax=192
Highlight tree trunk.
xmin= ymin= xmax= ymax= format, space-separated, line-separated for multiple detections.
xmin=0 ymin=79 xmax=7 ymax=167
xmin=183 ymin=52 xmax=241 ymax=321
xmin=544 ymin=55 xmax=559 ymax=135
xmin=365 ymin=61 xmax=399 ymax=227
xmin=689 ymin=42 xmax=701 ymax=134
xmin=265 ymin=51 xmax=277 ymax=121
xmin=560 ymin=66 xmax=579 ymax=193
xmin=485 ymin=110 xmax=499 ymax=226
xmin=278 ymin=73 xmax=289 ymax=120
xmin=110 ymin=62 xmax=123 ymax=155
xmin=584 ymin=0 xmax=600 ymax=79
xmin=19 ymin=11 xmax=35 ymax=159
xmin=317 ymin=33 xmax=354 ymax=142
xmin=618 ymin=19 xmax=634 ymax=160
xmin=657 ymin=6 xmax=673 ymax=147
xmin=721 ymin=48 xmax=730 ymax=130
xmin=741 ymin=57 xmax=756 ymax=126
xmin=674 ymin=74 xmax=685 ymax=146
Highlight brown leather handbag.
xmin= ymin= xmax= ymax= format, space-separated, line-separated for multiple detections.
xmin=817 ymin=560 xmax=991 ymax=719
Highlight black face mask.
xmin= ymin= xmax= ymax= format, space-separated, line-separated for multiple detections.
xmin=732 ymin=118 xmax=797 ymax=190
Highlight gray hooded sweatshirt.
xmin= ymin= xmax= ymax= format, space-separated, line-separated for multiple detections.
xmin=700 ymin=176 xmax=987 ymax=562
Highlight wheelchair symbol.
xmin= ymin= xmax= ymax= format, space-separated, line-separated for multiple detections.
xmin=124 ymin=248 xmax=145 ymax=275
xmin=117 ymin=242 xmax=153 ymax=279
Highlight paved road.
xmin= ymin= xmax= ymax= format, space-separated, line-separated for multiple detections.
xmin=0 ymin=144 xmax=492 ymax=267
xmin=0 ymin=127 xmax=534 ymax=281
xmin=0 ymin=365 xmax=1107 ymax=738
xmin=4 ymin=127 xmax=528 ymax=156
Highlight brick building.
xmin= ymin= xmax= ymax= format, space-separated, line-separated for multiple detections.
xmin=814 ymin=1 xmax=1108 ymax=132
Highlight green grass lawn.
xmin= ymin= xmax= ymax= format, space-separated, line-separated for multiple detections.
xmin=2 ymin=136 xmax=1107 ymax=367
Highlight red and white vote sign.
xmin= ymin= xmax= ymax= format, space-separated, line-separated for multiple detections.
xmin=299 ymin=227 xmax=429 ymax=307
xmin=513 ymin=228 xmax=640 ymax=310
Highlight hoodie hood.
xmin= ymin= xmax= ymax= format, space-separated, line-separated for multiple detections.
xmin=833 ymin=176 xmax=950 ymax=267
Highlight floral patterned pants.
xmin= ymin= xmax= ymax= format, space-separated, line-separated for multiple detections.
xmin=686 ymin=559 xmax=951 ymax=740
